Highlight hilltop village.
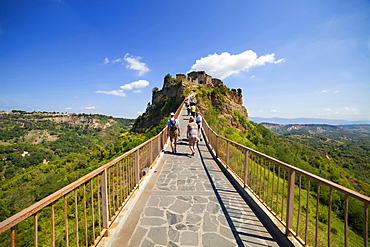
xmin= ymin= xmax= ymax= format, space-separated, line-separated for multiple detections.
xmin=134 ymin=71 xmax=248 ymax=132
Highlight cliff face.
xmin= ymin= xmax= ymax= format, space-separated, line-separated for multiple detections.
xmin=132 ymin=72 xmax=248 ymax=133
xmin=132 ymin=75 xmax=184 ymax=133
xmin=197 ymin=85 xmax=248 ymax=131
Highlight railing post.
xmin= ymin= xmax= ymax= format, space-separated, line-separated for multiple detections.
xmin=243 ymin=150 xmax=249 ymax=188
xmin=101 ymin=170 xmax=109 ymax=237
xmin=34 ymin=214 xmax=38 ymax=246
xmin=215 ymin=135 xmax=218 ymax=158
xmin=51 ymin=203 xmax=55 ymax=247
xmin=150 ymin=139 xmax=153 ymax=165
xmin=135 ymin=150 xmax=140 ymax=186
xmin=226 ymin=141 xmax=230 ymax=168
xmin=286 ymin=169 xmax=295 ymax=236
xmin=365 ymin=202 xmax=369 ymax=247
xmin=64 ymin=196 xmax=69 ymax=247
xmin=11 ymin=226 xmax=16 ymax=247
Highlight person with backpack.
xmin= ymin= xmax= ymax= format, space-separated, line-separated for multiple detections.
xmin=167 ymin=112 xmax=180 ymax=154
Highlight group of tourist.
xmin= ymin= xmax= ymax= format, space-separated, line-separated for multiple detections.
xmin=167 ymin=98 xmax=202 ymax=156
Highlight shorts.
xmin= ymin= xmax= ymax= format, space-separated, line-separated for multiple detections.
xmin=188 ymin=137 xmax=197 ymax=144
xmin=170 ymin=131 xmax=178 ymax=142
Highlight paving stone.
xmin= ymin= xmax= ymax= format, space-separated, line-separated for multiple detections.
xmin=177 ymin=195 xmax=192 ymax=202
xmin=202 ymin=233 xmax=236 ymax=247
xmin=175 ymin=223 xmax=187 ymax=230
xmin=167 ymin=172 xmax=177 ymax=179
xmin=181 ymin=232 xmax=199 ymax=246
xmin=141 ymin=239 xmax=154 ymax=247
xmin=194 ymin=196 xmax=208 ymax=203
xmin=203 ymin=212 xmax=218 ymax=232
xmin=218 ymin=214 xmax=228 ymax=226
xmin=188 ymin=225 xmax=200 ymax=231
xmin=147 ymin=196 xmax=160 ymax=206
xmin=176 ymin=179 xmax=186 ymax=186
xmin=140 ymin=217 xmax=167 ymax=226
xmin=210 ymin=214 xmax=220 ymax=226
xmin=186 ymin=214 xmax=202 ymax=224
xmin=169 ymin=199 xmax=191 ymax=214
xmin=168 ymin=226 xmax=180 ymax=242
xmin=204 ymin=183 xmax=213 ymax=190
xmin=207 ymin=201 xmax=221 ymax=214
xmin=157 ymin=186 xmax=171 ymax=191
xmin=190 ymin=204 xmax=206 ymax=214
xmin=144 ymin=207 xmax=164 ymax=217
xmin=220 ymin=225 xmax=234 ymax=239
xmin=166 ymin=211 xmax=183 ymax=225
xmin=159 ymin=196 xmax=176 ymax=207
xmin=125 ymin=226 xmax=147 ymax=247
xmin=168 ymin=241 xmax=179 ymax=247
xmin=147 ymin=227 xmax=167 ymax=245
xmin=178 ymin=185 xmax=196 ymax=191
xmin=196 ymin=182 xmax=206 ymax=191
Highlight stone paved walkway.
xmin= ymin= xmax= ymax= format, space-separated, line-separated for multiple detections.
xmin=107 ymin=107 xmax=288 ymax=247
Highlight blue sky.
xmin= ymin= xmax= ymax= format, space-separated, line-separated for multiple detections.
xmin=1 ymin=0 xmax=369 ymax=122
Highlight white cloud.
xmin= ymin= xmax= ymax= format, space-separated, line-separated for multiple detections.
xmin=271 ymin=109 xmax=279 ymax=113
xmin=189 ymin=50 xmax=285 ymax=79
xmin=112 ymin=58 xmax=121 ymax=63
xmin=84 ymin=106 xmax=96 ymax=110
xmin=96 ymin=80 xmax=149 ymax=97
xmin=124 ymin=53 xmax=150 ymax=76
xmin=65 ymin=107 xmax=72 ymax=110
xmin=96 ymin=90 xmax=127 ymax=97
xmin=104 ymin=57 xmax=109 ymax=64
xmin=321 ymin=89 xmax=340 ymax=94
xmin=120 ymin=80 xmax=149 ymax=91
xmin=325 ymin=108 xmax=332 ymax=111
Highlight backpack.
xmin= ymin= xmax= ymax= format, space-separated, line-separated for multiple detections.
xmin=170 ymin=119 xmax=177 ymax=132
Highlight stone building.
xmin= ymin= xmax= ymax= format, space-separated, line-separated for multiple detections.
xmin=176 ymin=71 xmax=223 ymax=87
xmin=187 ymin=71 xmax=212 ymax=85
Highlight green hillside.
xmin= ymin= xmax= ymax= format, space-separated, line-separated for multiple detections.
xmin=263 ymin=123 xmax=370 ymax=186
xmin=0 ymin=111 xmax=135 ymax=220
xmin=191 ymin=84 xmax=369 ymax=242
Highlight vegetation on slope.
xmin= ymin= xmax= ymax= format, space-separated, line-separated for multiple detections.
xmin=0 ymin=74 xmax=184 ymax=223
xmin=0 ymin=112 xmax=135 ymax=220
xmin=189 ymin=84 xmax=369 ymax=241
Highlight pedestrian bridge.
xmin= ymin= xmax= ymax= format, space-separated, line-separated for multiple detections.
xmin=0 ymin=103 xmax=369 ymax=246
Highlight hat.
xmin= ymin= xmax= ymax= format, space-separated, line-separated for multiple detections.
xmin=189 ymin=116 xmax=195 ymax=121
xmin=170 ymin=112 xmax=175 ymax=116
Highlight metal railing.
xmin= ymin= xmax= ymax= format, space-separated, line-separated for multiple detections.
xmin=202 ymin=118 xmax=369 ymax=247
xmin=0 ymin=103 xmax=184 ymax=246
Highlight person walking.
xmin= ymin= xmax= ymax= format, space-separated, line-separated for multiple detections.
xmin=190 ymin=104 xmax=197 ymax=118
xmin=195 ymin=112 xmax=202 ymax=141
xmin=167 ymin=112 xmax=180 ymax=154
xmin=185 ymin=99 xmax=191 ymax=116
xmin=187 ymin=116 xmax=198 ymax=156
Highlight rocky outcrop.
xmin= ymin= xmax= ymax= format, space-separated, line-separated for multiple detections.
xmin=132 ymin=75 xmax=185 ymax=133
xmin=132 ymin=72 xmax=248 ymax=133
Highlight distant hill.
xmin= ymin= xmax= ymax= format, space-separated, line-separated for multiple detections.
xmin=261 ymin=123 xmax=370 ymax=137
xmin=249 ymin=117 xmax=370 ymax=125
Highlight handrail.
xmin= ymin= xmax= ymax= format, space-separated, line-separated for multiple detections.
xmin=201 ymin=116 xmax=370 ymax=247
xmin=0 ymin=100 xmax=185 ymax=246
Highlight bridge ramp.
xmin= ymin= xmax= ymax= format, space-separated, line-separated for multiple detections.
xmin=108 ymin=107 xmax=286 ymax=246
